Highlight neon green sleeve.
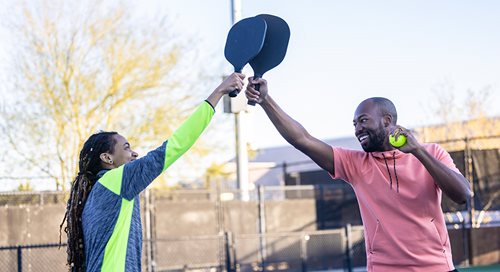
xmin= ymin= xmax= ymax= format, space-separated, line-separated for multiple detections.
xmin=163 ymin=101 xmax=215 ymax=171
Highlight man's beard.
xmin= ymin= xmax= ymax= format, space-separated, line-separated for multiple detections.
xmin=361 ymin=126 xmax=387 ymax=152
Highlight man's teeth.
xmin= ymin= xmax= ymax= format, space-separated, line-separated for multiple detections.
xmin=359 ymin=135 xmax=368 ymax=141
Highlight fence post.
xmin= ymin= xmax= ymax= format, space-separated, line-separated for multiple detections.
xmin=461 ymin=214 xmax=469 ymax=267
xmin=282 ymin=161 xmax=287 ymax=185
xmin=144 ymin=189 xmax=154 ymax=272
xmin=225 ymin=232 xmax=233 ymax=272
xmin=257 ymin=186 xmax=267 ymax=271
xmin=300 ymin=233 xmax=308 ymax=272
xmin=345 ymin=224 xmax=353 ymax=272
xmin=17 ymin=246 xmax=22 ymax=272
xmin=464 ymin=137 xmax=474 ymax=265
xmin=318 ymin=186 xmax=324 ymax=229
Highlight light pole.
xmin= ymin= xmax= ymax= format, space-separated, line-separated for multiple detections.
xmin=226 ymin=0 xmax=250 ymax=201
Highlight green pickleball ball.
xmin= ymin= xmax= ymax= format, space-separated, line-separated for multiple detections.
xmin=389 ymin=134 xmax=407 ymax=147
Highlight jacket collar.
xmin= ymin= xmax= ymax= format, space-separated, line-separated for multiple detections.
xmin=96 ymin=169 xmax=110 ymax=179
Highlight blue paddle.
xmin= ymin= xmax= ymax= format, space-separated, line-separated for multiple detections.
xmin=248 ymin=14 xmax=290 ymax=106
xmin=224 ymin=17 xmax=267 ymax=97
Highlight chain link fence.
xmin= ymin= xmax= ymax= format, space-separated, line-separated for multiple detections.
xmin=0 ymin=244 xmax=67 ymax=272
xmin=232 ymin=227 xmax=365 ymax=272
xmin=0 ymin=228 xmax=367 ymax=272
xmin=1 ymin=223 xmax=499 ymax=271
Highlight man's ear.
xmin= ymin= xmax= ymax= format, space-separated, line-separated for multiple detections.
xmin=383 ymin=114 xmax=393 ymax=127
xmin=100 ymin=153 xmax=113 ymax=165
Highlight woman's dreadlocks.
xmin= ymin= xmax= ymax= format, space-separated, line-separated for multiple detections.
xmin=59 ymin=131 xmax=117 ymax=271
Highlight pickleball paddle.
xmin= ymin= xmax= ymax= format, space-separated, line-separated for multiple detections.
xmin=248 ymin=14 xmax=290 ymax=105
xmin=224 ymin=17 xmax=267 ymax=97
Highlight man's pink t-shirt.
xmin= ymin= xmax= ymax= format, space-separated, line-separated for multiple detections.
xmin=332 ymin=143 xmax=459 ymax=272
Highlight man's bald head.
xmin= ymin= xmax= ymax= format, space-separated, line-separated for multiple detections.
xmin=359 ymin=97 xmax=398 ymax=125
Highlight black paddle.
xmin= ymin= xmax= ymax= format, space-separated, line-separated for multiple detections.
xmin=224 ymin=17 xmax=267 ymax=97
xmin=248 ymin=14 xmax=290 ymax=105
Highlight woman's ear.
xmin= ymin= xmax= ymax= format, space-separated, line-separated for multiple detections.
xmin=99 ymin=153 xmax=113 ymax=165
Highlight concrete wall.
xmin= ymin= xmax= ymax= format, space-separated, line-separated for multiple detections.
xmin=223 ymin=201 xmax=260 ymax=234
xmin=154 ymin=201 xmax=219 ymax=236
xmin=0 ymin=199 xmax=316 ymax=246
xmin=264 ymin=199 xmax=317 ymax=233
xmin=0 ymin=204 xmax=66 ymax=246
xmin=151 ymin=199 xmax=318 ymax=237
xmin=0 ymin=204 xmax=67 ymax=271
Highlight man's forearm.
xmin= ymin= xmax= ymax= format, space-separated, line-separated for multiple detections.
xmin=261 ymin=95 xmax=310 ymax=147
xmin=413 ymin=147 xmax=471 ymax=204
xmin=259 ymin=95 xmax=335 ymax=175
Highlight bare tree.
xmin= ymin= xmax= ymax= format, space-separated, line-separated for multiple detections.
xmin=0 ymin=1 xmax=228 ymax=190
xmin=421 ymin=81 xmax=497 ymax=146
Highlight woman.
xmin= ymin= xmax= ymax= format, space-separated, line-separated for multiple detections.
xmin=59 ymin=73 xmax=245 ymax=271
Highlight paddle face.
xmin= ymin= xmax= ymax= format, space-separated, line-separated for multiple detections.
xmin=249 ymin=14 xmax=290 ymax=78
xmin=224 ymin=17 xmax=267 ymax=97
xmin=247 ymin=14 xmax=290 ymax=105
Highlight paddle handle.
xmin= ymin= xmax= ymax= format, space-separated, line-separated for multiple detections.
xmin=228 ymin=90 xmax=239 ymax=97
xmin=247 ymin=75 xmax=261 ymax=106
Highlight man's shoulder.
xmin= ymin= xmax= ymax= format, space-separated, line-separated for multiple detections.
xmin=333 ymin=146 xmax=365 ymax=154
xmin=332 ymin=146 xmax=368 ymax=160
xmin=421 ymin=142 xmax=446 ymax=154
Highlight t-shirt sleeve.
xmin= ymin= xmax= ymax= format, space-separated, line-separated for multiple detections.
xmin=431 ymin=144 xmax=462 ymax=174
xmin=330 ymin=147 xmax=357 ymax=184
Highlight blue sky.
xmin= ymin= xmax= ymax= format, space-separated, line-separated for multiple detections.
xmin=0 ymin=0 xmax=499 ymax=190
xmin=0 ymin=0 xmax=500 ymax=143
xmin=140 ymin=0 xmax=500 ymax=148
xmin=1 ymin=0 xmax=499 ymax=149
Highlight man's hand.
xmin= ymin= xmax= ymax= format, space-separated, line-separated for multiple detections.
xmin=245 ymin=77 xmax=269 ymax=105
xmin=390 ymin=126 xmax=422 ymax=154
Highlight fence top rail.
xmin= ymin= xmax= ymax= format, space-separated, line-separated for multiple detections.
xmin=235 ymin=229 xmax=352 ymax=239
xmin=0 ymin=191 xmax=66 ymax=196
xmin=155 ymin=234 xmax=225 ymax=241
xmin=149 ymin=227 xmax=367 ymax=242
xmin=0 ymin=243 xmax=66 ymax=250
xmin=432 ymin=134 xmax=500 ymax=144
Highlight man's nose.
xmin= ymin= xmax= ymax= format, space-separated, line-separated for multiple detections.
xmin=132 ymin=151 xmax=139 ymax=158
xmin=354 ymin=123 xmax=363 ymax=134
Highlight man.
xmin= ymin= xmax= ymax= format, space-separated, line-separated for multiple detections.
xmin=245 ymin=77 xmax=471 ymax=272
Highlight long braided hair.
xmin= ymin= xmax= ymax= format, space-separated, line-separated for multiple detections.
xmin=59 ymin=131 xmax=117 ymax=271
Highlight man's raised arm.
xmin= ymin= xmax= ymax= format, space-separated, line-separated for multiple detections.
xmin=245 ymin=77 xmax=334 ymax=175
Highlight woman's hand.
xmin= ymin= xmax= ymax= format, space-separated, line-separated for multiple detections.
xmin=206 ymin=72 xmax=246 ymax=107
